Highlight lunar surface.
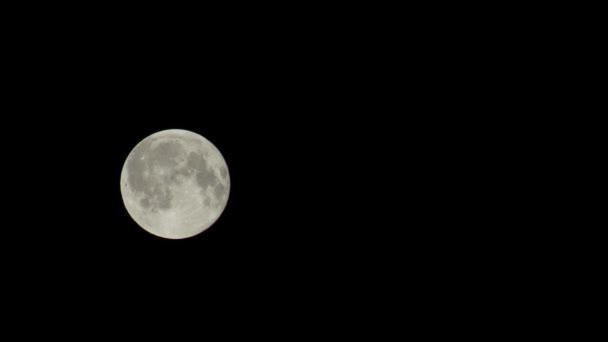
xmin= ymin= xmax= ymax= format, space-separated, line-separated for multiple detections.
xmin=120 ymin=129 xmax=230 ymax=239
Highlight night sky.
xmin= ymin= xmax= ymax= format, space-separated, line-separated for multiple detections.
xmin=6 ymin=83 xmax=400 ymax=307
xmin=0 ymin=4 xmax=540 ymax=337
xmin=3 ymin=12 xmax=416 ymax=333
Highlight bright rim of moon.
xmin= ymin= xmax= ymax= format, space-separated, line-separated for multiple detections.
xmin=120 ymin=129 xmax=230 ymax=239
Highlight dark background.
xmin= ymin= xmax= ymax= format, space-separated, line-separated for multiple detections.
xmin=0 ymin=6 xmax=534 ymax=334
xmin=2 ymin=14 xmax=409 ymax=324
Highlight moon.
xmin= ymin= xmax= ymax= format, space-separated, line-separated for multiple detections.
xmin=120 ymin=129 xmax=230 ymax=239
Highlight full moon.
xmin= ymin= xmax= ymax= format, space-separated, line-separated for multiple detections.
xmin=120 ymin=129 xmax=230 ymax=239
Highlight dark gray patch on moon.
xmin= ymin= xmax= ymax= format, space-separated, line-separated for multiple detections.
xmin=168 ymin=172 xmax=184 ymax=186
xmin=135 ymin=184 xmax=174 ymax=213
xmin=148 ymin=140 xmax=183 ymax=168
xmin=214 ymin=182 xmax=226 ymax=201
xmin=152 ymin=185 xmax=173 ymax=210
xmin=187 ymin=151 xmax=207 ymax=171
xmin=220 ymin=166 xmax=228 ymax=179
xmin=196 ymin=168 xmax=218 ymax=191
xmin=204 ymin=197 xmax=211 ymax=207
xmin=140 ymin=197 xmax=150 ymax=209
xmin=188 ymin=151 xmax=219 ymax=191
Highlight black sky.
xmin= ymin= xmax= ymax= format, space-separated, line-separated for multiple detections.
xmin=0 ymin=8 xmax=494 ymax=329
xmin=6 ymin=48 xmax=398 ymax=294
xmin=0 ymin=5 xmax=550 ymax=337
